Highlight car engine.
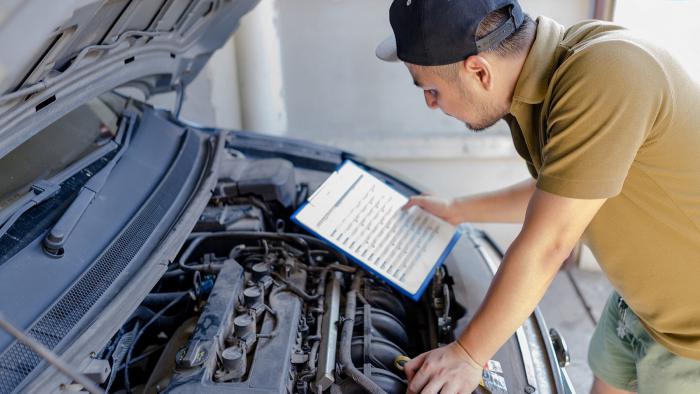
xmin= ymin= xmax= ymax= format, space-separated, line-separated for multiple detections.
xmin=98 ymin=156 xmax=465 ymax=393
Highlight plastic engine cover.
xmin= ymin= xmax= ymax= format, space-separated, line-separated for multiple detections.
xmin=217 ymin=159 xmax=296 ymax=208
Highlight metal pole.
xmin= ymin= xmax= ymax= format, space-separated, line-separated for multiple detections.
xmin=0 ymin=312 xmax=104 ymax=394
xmin=594 ymin=0 xmax=616 ymax=21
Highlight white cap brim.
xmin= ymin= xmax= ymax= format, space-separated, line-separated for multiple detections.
xmin=375 ymin=35 xmax=399 ymax=62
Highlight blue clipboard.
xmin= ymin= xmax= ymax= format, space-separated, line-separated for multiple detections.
xmin=290 ymin=160 xmax=462 ymax=301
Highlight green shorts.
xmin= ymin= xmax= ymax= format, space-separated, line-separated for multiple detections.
xmin=588 ymin=291 xmax=700 ymax=393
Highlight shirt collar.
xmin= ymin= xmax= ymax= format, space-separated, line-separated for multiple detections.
xmin=511 ymin=16 xmax=566 ymax=107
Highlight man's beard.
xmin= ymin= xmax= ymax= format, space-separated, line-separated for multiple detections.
xmin=464 ymin=101 xmax=509 ymax=132
xmin=464 ymin=118 xmax=501 ymax=132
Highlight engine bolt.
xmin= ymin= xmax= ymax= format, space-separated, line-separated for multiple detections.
xmin=243 ymin=287 xmax=262 ymax=307
xmin=234 ymin=314 xmax=256 ymax=345
xmin=251 ymin=262 xmax=270 ymax=282
xmin=221 ymin=345 xmax=247 ymax=379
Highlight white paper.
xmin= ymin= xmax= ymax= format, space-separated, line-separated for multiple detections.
xmin=294 ymin=162 xmax=458 ymax=295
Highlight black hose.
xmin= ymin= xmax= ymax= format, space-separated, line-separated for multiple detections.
xmin=176 ymin=236 xmax=207 ymax=272
xmin=180 ymin=241 xmax=289 ymax=273
xmin=177 ymin=231 xmax=348 ymax=273
xmin=175 ymin=241 xmax=249 ymax=273
xmin=265 ymin=279 xmax=290 ymax=338
xmin=305 ymin=262 xmax=356 ymax=274
xmin=271 ymin=272 xmax=320 ymax=301
xmin=186 ymin=231 xmax=349 ymax=266
xmin=115 ymin=344 xmax=166 ymax=371
xmin=306 ymin=340 xmax=320 ymax=376
xmin=295 ymin=183 xmax=309 ymax=209
xmin=339 ymin=272 xmax=386 ymax=394
xmin=248 ymin=196 xmax=276 ymax=230
xmin=442 ymin=283 xmax=451 ymax=323
xmin=293 ymin=236 xmax=315 ymax=266
xmin=142 ymin=291 xmax=189 ymax=309
xmin=306 ymin=268 xmax=329 ymax=374
xmin=124 ymin=292 xmax=190 ymax=392
xmin=261 ymin=268 xmax=308 ymax=349
xmin=128 ymin=306 xmax=156 ymax=323
xmin=162 ymin=268 xmax=187 ymax=278
xmin=228 ymin=244 xmax=246 ymax=260
xmin=127 ymin=302 xmax=189 ymax=333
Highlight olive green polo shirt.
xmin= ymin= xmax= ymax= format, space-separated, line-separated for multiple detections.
xmin=508 ymin=16 xmax=700 ymax=360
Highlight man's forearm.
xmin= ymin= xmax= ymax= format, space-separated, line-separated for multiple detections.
xmin=455 ymin=189 xmax=606 ymax=366
xmin=456 ymin=230 xmax=569 ymax=366
xmin=452 ymin=178 xmax=536 ymax=223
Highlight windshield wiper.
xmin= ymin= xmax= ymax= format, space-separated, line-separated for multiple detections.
xmin=43 ymin=111 xmax=137 ymax=257
xmin=0 ymin=181 xmax=61 ymax=240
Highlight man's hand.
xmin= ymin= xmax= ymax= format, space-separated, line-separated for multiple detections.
xmin=404 ymin=342 xmax=483 ymax=394
xmin=403 ymin=179 xmax=537 ymax=224
xmin=403 ymin=195 xmax=460 ymax=224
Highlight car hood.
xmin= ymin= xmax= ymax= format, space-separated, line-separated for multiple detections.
xmin=0 ymin=0 xmax=258 ymax=160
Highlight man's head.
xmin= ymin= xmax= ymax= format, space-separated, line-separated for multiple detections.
xmin=376 ymin=0 xmax=536 ymax=131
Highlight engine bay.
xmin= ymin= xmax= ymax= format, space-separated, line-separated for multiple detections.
xmin=98 ymin=156 xmax=466 ymax=393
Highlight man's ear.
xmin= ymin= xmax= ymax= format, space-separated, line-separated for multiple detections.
xmin=464 ymin=55 xmax=493 ymax=91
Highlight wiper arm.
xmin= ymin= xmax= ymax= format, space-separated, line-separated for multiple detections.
xmin=43 ymin=111 xmax=137 ymax=257
xmin=0 ymin=180 xmax=61 ymax=240
xmin=42 ymin=166 xmax=113 ymax=257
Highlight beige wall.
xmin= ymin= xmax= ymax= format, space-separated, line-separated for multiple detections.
xmin=179 ymin=0 xmax=594 ymax=146
xmin=229 ymin=0 xmax=593 ymax=148
xmin=615 ymin=0 xmax=700 ymax=82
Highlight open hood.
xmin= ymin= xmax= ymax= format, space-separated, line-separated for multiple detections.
xmin=0 ymin=0 xmax=258 ymax=159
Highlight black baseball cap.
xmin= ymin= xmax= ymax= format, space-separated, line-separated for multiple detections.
xmin=376 ymin=0 xmax=525 ymax=66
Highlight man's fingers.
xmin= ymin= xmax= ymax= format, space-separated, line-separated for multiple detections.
xmin=402 ymin=195 xmax=429 ymax=210
xmin=404 ymin=352 xmax=426 ymax=381
xmin=438 ymin=381 xmax=461 ymax=394
xmin=401 ymin=197 xmax=419 ymax=210
xmin=421 ymin=376 xmax=446 ymax=394
xmin=407 ymin=363 xmax=432 ymax=394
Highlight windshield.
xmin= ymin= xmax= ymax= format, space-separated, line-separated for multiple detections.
xmin=0 ymin=96 xmax=123 ymax=210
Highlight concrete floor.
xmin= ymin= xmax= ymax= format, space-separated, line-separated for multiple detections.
xmin=370 ymin=157 xmax=614 ymax=394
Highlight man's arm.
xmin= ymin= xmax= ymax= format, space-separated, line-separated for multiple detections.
xmin=453 ymin=178 xmax=536 ymax=223
xmin=458 ymin=188 xmax=605 ymax=363
xmin=404 ymin=189 xmax=606 ymax=394
xmin=404 ymin=178 xmax=535 ymax=224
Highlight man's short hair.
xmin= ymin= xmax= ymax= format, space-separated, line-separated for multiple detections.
xmin=422 ymin=7 xmax=535 ymax=80
xmin=477 ymin=7 xmax=535 ymax=57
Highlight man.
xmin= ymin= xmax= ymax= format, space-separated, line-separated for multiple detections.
xmin=375 ymin=0 xmax=700 ymax=393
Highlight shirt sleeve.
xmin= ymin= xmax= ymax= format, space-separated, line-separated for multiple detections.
xmin=526 ymin=161 xmax=538 ymax=179
xmin=536 ymin=40 xmax=670 ymax=199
